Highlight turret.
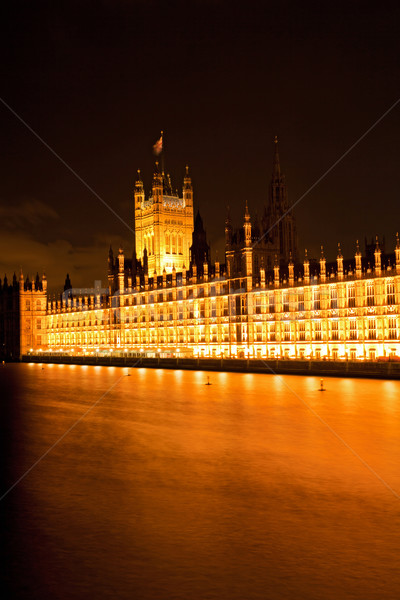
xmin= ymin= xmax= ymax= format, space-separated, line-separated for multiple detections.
xmin=108 ymin=246 xmax=114 ymax=273
xmin=374 ymin=235 xmax=381 ymax=276
xmin=355 ymin=240 xmax=362 ymax=278
xmin=320 ymin=246 xmax=326 ymax=282
xmin=118 ymin=247 xmax=124 ymax=297
xmin=134 ymin=170 xmax=144 ymax=212
xmin=152 ymin=161 xmax=163 ymax=204
xmin=243 ymin=201 xmax=251 ymax=248
xmin=64 ymin=273 xmax=72 ymax=292
xmin=303 ymin=249 xmax=310 ymax=285
xmin=183 ymin=165 xmax=193 ymax=209
xmin=396 ymin=232 xmax=400 ymax=274
xmin=225 ymin=206 xmax=232 ymax=250
xmin=274 ymin=255 xmax=280 ymax=287
xmin=288 ymin=252 xmax=294 ymax=286
xmin=337 ymin=243 xmax=343 ymax=280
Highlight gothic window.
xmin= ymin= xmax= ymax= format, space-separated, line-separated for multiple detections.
xmin=151 ymin=234 xmax=154 ymax=256
xmin=347 ymin=284 xmax=355 ymax=308
xmin=366 ymin=281 xmax=375 ymax=306
xmin=282 ymin=291 xmax=289 ymax=312
xmin=313 ymin=288 xmax=320 ymax=310
xmin=298 ymin=321 xmax=305 ymax=341
xmin=165 ymin=232 xmax=170 ymax=254
xmin=368 ymin=318 xmax=376 ymax=339
xmin=331 ymin=320 xmax=339 ymax=340
xmin=268 ymin=293 xmax=275 ymax=313
xmin=349 ymin=319 xmax=357 ymax=340
xmin=386 ymin=280 xmax=395 ymax=305
xmin=314 ymin=321 xmax=322 ymax=341
xmin=297 ymin=290 xmax=304 ymax=312
xmin=26 ymin=300 xmax=30 ymax=310
xmin=388 ymin=317 xmax=397 ymax=339
xmin=283 ymin=322 xmax=290 ymax=341
xmin=330 ymin=287 xmax=338 ymax=309
xmin=177 ymin=234 xmax=183 ymax=255
xmin=172 ymin=233 xmax=176 ymax=254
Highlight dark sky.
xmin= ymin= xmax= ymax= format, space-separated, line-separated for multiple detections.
xmin=1 ymin=0 xmax=400 ymax=292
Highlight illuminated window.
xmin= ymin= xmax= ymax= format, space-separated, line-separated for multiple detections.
xmin=165 ymin=232 xmax=170 ymax=254
xmin=268 ymin=293 xmax=275 ymax=313
xmin=283 ymin=322 xmax=290 ymax=341
xmin=330 ymin=287 xmax=338 ymax=309
xmin=368 ymin=318 xmax=376 ymax=339
xmin=282 ymin=291 xmax=289 ymax=312
xmin=26 ymin=300 xmax=30 ymax=310
xmin=297 ymin=290 xmax=305 ymax=312
xmin=313 ymin=288 xmax=320 ymax=310
xmin=177 ymin=235 xmax=183 ymax=255
xmin=298 ymin=321 xmax=305 ymax=341
xmin=347 ymin=284 xmax=355 ymax=308
xmin=314 ymin=321 xmax=322 ymax=341
xmin=172 ymin=233 xmax=176 ymax=254
xmin=349 ymin=319 xmax=357 ymax=340
xmin=388 ymin=317 xmax=397 ymax=340
xmin=366 ymin=281 xmax=375 ymax=306
xmin=255 ymin=295 xmax=261 ymax=314
xmin=387 ymin=280 xmax=395 ymax=305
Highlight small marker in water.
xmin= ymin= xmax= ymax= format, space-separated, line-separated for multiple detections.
xmin=319 ymin=378 xmax=325 ymax=391
xmin=205 ymin=376 xmax=212 ymax=386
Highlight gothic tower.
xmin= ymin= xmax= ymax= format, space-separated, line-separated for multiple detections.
xmin=265 ymin=137 xmax=297 ymax=264
xmin=134 ymin=163 xmax=194 ymax=275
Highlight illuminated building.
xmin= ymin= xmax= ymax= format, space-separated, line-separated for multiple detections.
xmin=133 ymin=163 xmax=194 ymax=275
xmin=11 ymin=140 xmax=400 ymax=361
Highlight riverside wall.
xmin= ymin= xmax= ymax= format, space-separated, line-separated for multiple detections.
xmin=21 ymin=354 xmax=400 ymax=380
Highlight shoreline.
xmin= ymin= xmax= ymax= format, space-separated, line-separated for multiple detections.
xmin=20 ymin=355 xmax=400 ymax=380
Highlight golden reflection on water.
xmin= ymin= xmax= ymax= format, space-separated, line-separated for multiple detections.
xmin=1 ymin=364 xmax=400 ymax=600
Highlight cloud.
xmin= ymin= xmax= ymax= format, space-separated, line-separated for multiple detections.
xmin=0 ymin=230 xmax=130 ymax=294
xmin=0 ymin=198 xmax=59 ymax=228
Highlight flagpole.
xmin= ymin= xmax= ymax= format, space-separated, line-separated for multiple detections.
xmin=160 ymin=130 xmax=165 ymax=174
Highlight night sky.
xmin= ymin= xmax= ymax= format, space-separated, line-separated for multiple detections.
xmin=1 ymin=0 xmax=400 ymax=293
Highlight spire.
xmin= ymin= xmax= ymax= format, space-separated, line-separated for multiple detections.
xmin=272 ymin=135 xmax=281 ymax=180
xmin=244 ymin=200 xmax=250 ymax=222
xmin=64 ymin=273 xmax=72 ymax=291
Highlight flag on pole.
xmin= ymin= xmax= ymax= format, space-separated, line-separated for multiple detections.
xmin=153 ymin=133 xmax=163 ymax=155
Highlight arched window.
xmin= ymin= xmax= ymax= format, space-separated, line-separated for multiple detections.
xmin=165 ymin=232 xmax=170 ymax=253
xmin=172 ymin=233 xmax=176 ymax=254
xmin=151 ymin=234 xmax=154 ymax=256
xmin=177 ymin=234 xmax=183 ymax=255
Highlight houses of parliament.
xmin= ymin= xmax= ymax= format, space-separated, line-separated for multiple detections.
xmin=1 ymin=138 xmax=400 ymax=362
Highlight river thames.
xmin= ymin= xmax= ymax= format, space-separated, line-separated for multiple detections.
xmin=1 ymin=363 xmax=400 ymax=599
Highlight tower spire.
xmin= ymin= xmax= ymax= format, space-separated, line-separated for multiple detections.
xmin=272 ymin=135 xmax=281 ymax=180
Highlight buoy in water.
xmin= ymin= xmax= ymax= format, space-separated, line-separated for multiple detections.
xmin=205 ymin=376 xmax=212 ymax=386
xmin=319 ymin=378 xmax=326 ymax=391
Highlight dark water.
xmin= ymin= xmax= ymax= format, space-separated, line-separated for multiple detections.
xmin=1 ymin=364 xmax=400 ymax=599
